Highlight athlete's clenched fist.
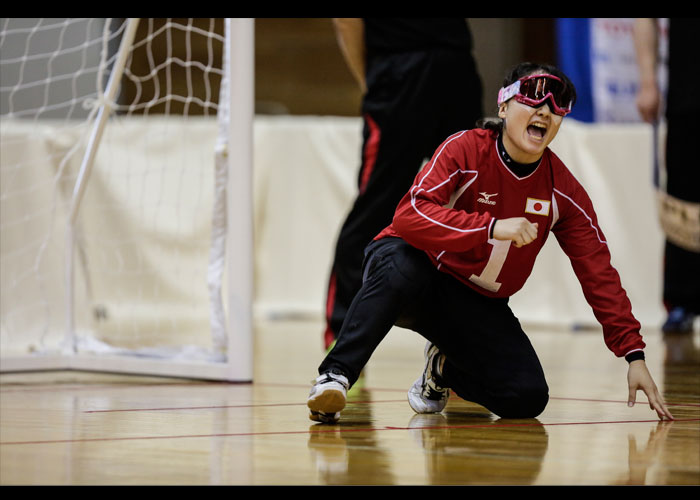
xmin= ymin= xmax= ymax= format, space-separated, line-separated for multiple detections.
xmin=493 ymin=217 xmax=539 ymax=248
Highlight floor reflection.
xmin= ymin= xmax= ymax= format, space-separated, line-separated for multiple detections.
xmin=662 ymin=329 xmax=700 ymax=417
xmin=307 ymin=387 xmax=396 ymax=485
xmin=612 ymin=421 xmax=676 ymax=485
xmin=307 ymin=388 xmax=550 ymax=485
xmin=404 ymin=411 xmax=549 ymax=485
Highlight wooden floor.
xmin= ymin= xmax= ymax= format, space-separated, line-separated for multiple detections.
xmin=1 ymin=318 xmax=698 ymax=486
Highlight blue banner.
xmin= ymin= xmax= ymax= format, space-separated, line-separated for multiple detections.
xmin=555 ymin=18 xmax=594 ymax=122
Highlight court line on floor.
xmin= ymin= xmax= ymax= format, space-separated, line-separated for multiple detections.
xmin=80 ymin=399 xmax=407 ymax=413
xmin=3 ymin=379 xmax=697 ymax=413
xmin=78 ymin=394 xmax=699 ymax=413
xmin=4 ymin=381 xmax=699 ymax=409
xmin=4 ymin=380 xmax=699 ymax=409
xmin=2 ymin=417 xmax=697 ymax=446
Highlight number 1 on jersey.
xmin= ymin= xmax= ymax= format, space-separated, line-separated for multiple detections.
xmin=469 ymin=239 xmax=511 ymax=292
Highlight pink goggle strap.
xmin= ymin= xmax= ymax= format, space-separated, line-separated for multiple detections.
xmin=498 ymin=80 xmax=521 ymax=106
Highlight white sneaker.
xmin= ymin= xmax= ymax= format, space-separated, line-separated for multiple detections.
xmin=308 ymin=371 xmax=349 ymax=423
xmin=407 ymin=342 xmax=450 ymax=414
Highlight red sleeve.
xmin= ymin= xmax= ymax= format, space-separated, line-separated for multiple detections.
xmin=552 ymin=174 xmax=645 ymax=358
xmin=391 ymin=131 xmax=495 ymax=253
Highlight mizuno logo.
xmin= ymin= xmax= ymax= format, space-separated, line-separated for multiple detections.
xmin=478 ymin=192 xmax=498 ymax=205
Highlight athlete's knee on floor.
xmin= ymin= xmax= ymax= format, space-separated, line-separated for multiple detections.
xmin=491 ymin=383 xmax=549 ymax=419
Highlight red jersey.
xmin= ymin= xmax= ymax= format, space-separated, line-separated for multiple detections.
xmin=376 ymin=128 xmax=645 ymax=358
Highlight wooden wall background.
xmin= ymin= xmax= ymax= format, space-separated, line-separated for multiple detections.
xmin=254 ymin=18 xmax=556 ymax=117
xmin=119 ymin=18 xmax=556 ymax=118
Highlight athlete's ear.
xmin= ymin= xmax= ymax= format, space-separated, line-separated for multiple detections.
xmin=498 ymin=103 xmax=507 ymax=119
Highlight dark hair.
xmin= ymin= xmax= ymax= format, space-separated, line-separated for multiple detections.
xmin=477 ymin=62 xmax=577 ymax=132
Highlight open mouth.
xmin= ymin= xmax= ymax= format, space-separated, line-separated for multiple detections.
xmin=527 ymin=123 xmax=547 ymax=139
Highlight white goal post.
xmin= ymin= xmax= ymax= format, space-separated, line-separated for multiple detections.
xmin=0 ymin=18 xmax=254 ymax=381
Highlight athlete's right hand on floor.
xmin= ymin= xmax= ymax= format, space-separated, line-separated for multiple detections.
xmin=627 ymin=360 xmax=674 ymax=420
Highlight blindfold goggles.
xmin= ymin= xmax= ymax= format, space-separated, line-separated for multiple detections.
xmin=498 ymin=74 xmax=573 ymax=116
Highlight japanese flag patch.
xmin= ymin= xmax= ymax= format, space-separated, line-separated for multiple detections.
xmin=525 ymin=197 xmax=551 ymax=216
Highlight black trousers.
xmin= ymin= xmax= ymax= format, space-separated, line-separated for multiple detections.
xmin=319 ymin=237 xmax=549 ymax=419
xmin=323 ymin=48 xmax=483 ymax=348
xmin=662 ymin=114 xmax=700 ymax=313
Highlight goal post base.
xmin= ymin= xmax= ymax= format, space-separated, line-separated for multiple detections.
xmin=1 ymin=353 xmax=252 ymax=382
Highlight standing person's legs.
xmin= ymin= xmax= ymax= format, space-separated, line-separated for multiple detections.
xmin=323 ymin=51 xmax=483 ymax=349
xmin=660 ymin=115 xmax=700 ymax=331
xmin=322 ymin=112 xmax=422 ymax=349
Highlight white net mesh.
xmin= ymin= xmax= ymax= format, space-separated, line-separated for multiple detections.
xmin=1 ymin=18 xmax=240 ymax=368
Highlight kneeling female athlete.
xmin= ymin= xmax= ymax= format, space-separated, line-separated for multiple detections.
xmin=307 ymin=62 xmax=674 ymax=423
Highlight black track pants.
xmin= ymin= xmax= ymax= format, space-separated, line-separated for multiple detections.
xmin=319 ymin=237 xmax=549 ymax=419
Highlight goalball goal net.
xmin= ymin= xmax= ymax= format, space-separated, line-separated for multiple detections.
xmin=0 ymin=18 xmax=254 ymax=381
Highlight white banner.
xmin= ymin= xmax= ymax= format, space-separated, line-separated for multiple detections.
xmin=590 ymin=18 xmax=668 ymax=123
